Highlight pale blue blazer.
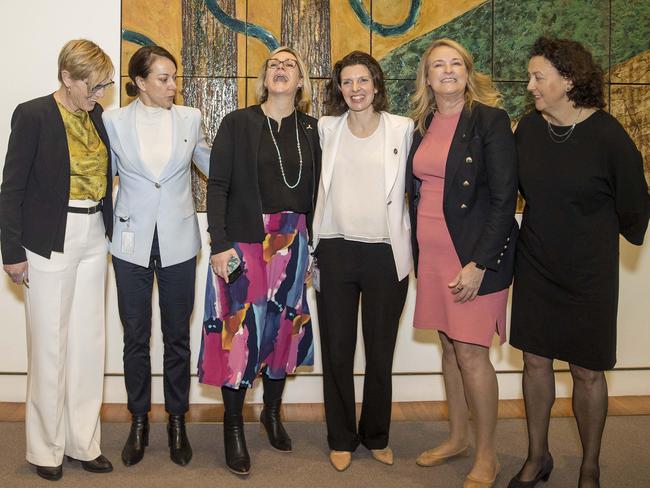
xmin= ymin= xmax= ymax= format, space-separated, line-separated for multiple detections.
xmin=102 ymin=100 xmax=210 ymax=267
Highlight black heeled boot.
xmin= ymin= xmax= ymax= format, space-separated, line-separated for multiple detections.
xmin=168 ymin=414 xmax=193 ymax=466
xmin=121 ymin=414 xmax=149 ymax=466
xmin=222 ymin=386 xmax=250 ymax=475
xmin=260 ymin=375 xmax=292 ymax=452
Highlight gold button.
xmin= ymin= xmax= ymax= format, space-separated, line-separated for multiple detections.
xmin=462 ymin=180 xmax=470 ymax=187
xmin=465 ymin=156 xmax=473 ymax=163
xmin=460 ymin=203 xmax=467 ymax=209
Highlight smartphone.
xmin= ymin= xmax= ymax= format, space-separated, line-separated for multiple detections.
xmin=226 ymin=255 xmax=243 ymax=283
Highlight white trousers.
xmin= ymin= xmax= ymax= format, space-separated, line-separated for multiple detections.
xmin=24 ymin=201 xmax=108 ymax=466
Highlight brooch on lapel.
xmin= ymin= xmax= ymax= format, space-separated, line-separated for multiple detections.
xmin=305 ymin=124 xmax=313 ymax=130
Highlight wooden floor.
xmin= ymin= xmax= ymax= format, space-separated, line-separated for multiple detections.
xmin=1 ymin=396 xmax=649 ymax=422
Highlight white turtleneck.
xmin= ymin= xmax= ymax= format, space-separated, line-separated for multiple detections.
xmin=135 ymin=99 xmax=172 ymax=179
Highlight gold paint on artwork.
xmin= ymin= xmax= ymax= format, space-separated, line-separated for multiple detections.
xmin=121 ymin=0 xmax=183 ymax=76
xmin=247 ymin=0 xmax=282 ymax=77
xmin=371 ymin=0 xmax=486 ymax=60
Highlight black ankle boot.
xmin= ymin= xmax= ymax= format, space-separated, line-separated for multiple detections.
xmin=260 ymin=398 xmax=292 ymax=452
xmin=168 ymin=414 xmax=192 ymax=466
xmin=121 ymin=414 xmax=149 ymax=466
xmin=223 ymin=414 xmax=250 ymax=475
xmin=260 ymin=375 xmax=292 ymax=452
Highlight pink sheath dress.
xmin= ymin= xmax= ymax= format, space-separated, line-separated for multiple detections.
xmin=413 ymin=111 xmax=508 ymax=347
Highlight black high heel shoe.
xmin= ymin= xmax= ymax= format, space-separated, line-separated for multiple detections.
xmin=224 ymin=414 xmax=250 ymax=475
xmin=34 ymin=464 xmax=63 ymax=481
xmin=260 ymin=398 xmax=292 ymax=452
xmin=168 ymin=414 xmax=193 ymax=466
xmin=508 ymin=453 xmax=553 ymax=488
xmin=122 ymin=414 xmax=149 ymax=466
xmin=65 ymin=454 xmax=113 ymax=473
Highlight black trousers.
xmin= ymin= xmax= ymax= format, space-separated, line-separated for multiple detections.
xmin=112 ymin=230 xmax=196 ymax=415
xmin=315 ymin=239 xmax=408 ymax=451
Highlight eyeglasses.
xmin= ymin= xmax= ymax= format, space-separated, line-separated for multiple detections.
xmin=266 ymin=58 xmax=298 ymax=70
xmin=83 ymin=80 xmax=115 ymax=95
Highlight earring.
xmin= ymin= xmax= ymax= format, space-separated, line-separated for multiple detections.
xmin=66 ymin=86 xmax=71 ymax=94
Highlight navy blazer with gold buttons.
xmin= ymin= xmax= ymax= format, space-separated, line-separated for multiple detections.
xmin=406 ymin=101 xmax=519 ymax=295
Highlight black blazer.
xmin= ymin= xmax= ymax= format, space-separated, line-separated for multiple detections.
xmin=0 ymin=94 xmax=113 ymax=264
xmin=406 ymin=102 xmax=519 ymax=295
xmin=207 ymin=105 xmax=321 ymax=254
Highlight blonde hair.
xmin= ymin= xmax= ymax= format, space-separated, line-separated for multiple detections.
xmin=411 ymin=38 xmax=501 ymax=134
xmin=58 ymin=39 xmax=114 ymax=91
xmin=255 ymin=46 xmax=312 ymax=113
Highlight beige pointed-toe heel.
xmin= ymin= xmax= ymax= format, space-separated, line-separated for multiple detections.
xmin=329 ymin=450 xmax=352 ymax=472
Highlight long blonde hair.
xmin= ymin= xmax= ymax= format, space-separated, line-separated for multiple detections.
xmin=255 ymin=46 xmax=312 ymax=113
xmin=411 ymin=38 xmax=501 ymax=134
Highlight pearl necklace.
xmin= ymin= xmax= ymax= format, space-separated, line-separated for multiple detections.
xmin=546 ymin=108 xmax=582 ymax=143
xmin=266 ymin=110 xmax=303 ymax=189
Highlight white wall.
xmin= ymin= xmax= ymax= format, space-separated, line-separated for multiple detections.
xmin=1 ymin=0 xmax=649 ymax=405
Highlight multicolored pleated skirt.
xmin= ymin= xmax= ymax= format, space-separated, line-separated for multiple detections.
xmin=198 ymin=212 xmax=314 ymax=389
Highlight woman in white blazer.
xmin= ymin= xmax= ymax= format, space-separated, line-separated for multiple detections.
xmin=312 ymin=51 xmax=413 ymax=472
xmin=102 ymin=46 xmax=210 ymax=468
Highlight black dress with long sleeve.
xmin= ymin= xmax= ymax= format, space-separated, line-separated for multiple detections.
xmin=510 ymin=110 xmax=649 ymax=370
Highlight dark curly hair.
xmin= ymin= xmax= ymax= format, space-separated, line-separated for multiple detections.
xmin=325 ymin=51 xmax=388 ymax=116
xmin=530 ymin=37 xmax=605 ymax=109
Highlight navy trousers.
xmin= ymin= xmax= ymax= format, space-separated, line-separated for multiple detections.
xmin=112 ymin=230 xmax=196 ymax=415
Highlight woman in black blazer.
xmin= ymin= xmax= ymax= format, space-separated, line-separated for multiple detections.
xmin=406 ymin=38 xmax=518 ymax=488
xmin=0 ymin=39 xmax=115 ymax=481
xmin=198 ymin=46 xmax=321 ymax=475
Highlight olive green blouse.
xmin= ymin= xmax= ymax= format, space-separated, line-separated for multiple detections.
xmin=56 ymin=101 xmax=108 ymax=201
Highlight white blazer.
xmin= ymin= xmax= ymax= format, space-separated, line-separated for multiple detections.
xmin=313 ymin=111 xmax=414 ymax=280
xmin=102 ymin=100 xmax=210 ymax=267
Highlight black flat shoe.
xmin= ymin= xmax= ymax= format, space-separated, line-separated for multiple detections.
xmin=224 ymin=414 xmax=250 ymax=475
xmin=122 ymin=414 xmax=149 ymax=466
xmin=66 ymin=454 xmax=113 ymax=473
xmin=260 ymin=399 xmax=292 ymax=452
xmin=168 ymin=414 xmax=193 ymax=466
xmin=35 ymin=464 xmax=63 ymax=481
xmin=508 ymin=453 xmax=553 ymax=488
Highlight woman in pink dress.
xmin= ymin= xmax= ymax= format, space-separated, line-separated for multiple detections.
xmin=406 ymin=38 xmax=518 ymax=488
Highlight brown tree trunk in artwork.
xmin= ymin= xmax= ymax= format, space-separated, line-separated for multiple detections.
xmin=181 ymin=0 xmax=239 ymax=211
xmin=281 ymin=0 xmax=331 ymax=117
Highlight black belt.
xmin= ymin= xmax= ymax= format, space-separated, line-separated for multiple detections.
xmin=68 ymin=201 xmax=103 ymax=214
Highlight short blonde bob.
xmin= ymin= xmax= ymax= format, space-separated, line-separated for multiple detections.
xmin=58 ymin=39 xmax=114 ymax=92
xmin=255 ymin=46 xmax=312 ymax=113
xmin=411 ymin=38 xmax=501 ymax=134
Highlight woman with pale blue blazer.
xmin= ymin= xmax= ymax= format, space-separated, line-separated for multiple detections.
xmin=102 ymin=45 xmax=210 ymax=468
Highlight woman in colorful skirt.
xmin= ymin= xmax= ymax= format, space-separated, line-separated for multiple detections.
xmin=198 ymin=46 xmax=321 ymax=475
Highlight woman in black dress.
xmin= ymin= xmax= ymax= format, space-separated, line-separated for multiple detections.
xmin=508 ymin=37 xmax=648 ymax=488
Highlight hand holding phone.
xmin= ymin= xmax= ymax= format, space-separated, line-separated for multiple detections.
xmin=226 ymin=255 xmax=243 ymax=283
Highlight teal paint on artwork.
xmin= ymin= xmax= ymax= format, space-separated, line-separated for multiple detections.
xmin=349 ymin=0 xmax=421 ymax=36
xmin=122 ymin=29 xmax=155 ymax=46
xmin=379 ymin=2 xmax=492 ymax=80
xmin=204 ymin=0 xmax=279 ymax=51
